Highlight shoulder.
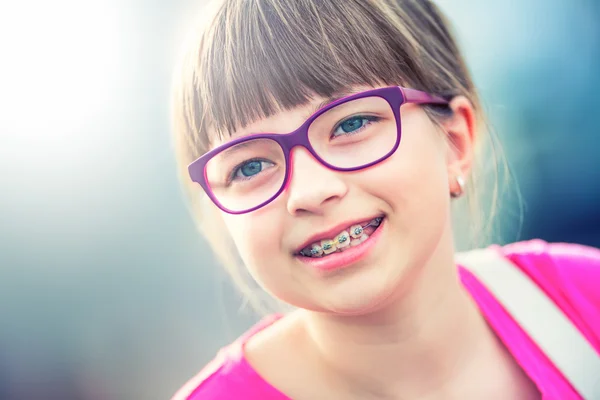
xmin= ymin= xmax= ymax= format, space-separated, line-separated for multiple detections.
xmin=171 ymin=315 xmax=285 ymax=400
xmin=459 ymin=239 xmax=600 ymax=308
xmin=499 ymin=239 xmax=600 ymax=340
xmin=500 ymin=239 xmax=600 ymax=297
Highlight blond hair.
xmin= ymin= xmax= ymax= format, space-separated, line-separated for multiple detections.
xmin=172 ymin=0 xmax=505 ymax=313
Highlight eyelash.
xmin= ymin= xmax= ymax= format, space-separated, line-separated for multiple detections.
xmin=227 ymin=158 xmax=271 ymax=184
xmin=331 ymin=115 xmax=381 ymax=138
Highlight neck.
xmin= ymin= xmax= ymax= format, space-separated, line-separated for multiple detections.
xmin=300 ymin=232 xmax=490 ymax=398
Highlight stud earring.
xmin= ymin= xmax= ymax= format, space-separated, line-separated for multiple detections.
xmin=451 ymin=175 xmax=466 ymax=198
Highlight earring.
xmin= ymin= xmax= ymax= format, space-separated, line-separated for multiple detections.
xmin=451 ymin=175 xmax=466 ymax=198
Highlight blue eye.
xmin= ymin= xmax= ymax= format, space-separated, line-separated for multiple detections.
xmin=232 ymin=159 xmax=274 ymax=181
xmin=333 ymin=115 xmax=379 ymax=137
xmin=239 ymin=161 xmax=261 ymax=177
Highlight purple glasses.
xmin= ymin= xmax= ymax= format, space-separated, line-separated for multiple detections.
xmin=188 ymin=86 xmax=448 ymax=214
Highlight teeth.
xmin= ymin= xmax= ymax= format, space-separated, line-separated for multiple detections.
xmin=350 ymin=233 xmax=369 ymax=246
xmin=300 ymin=218 xmax=383 ymax=258
xmin=349 ymin=225 xmax=363 ymax=239
xmin=336 ymin=231 xmax=350 ymax=248
xmin=310 ymin=244 xmax=323 ymax=257
xmin=321 ymin=239 xmax=337 ymax=254
xmin=370 ymin=217 xmax=382 ymax=227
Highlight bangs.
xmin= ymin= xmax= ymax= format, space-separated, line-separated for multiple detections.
xmin=192 ymin=0 xmax=429 ymax=149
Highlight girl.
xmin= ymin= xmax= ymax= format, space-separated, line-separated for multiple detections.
xmin=171 ymin=0 xmax=600 ymax=399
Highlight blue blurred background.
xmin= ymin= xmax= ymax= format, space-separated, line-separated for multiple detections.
xmin=0 ymin=0 xmax=598 ymax=399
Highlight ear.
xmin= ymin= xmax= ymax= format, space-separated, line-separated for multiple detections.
xmin=440 ymin=96 xmax=478 ymax=194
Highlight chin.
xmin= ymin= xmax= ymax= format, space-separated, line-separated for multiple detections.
xmin=273 ymin=238 xmax=413 ymax=315
xmin=315 ymin=260 xmax=410 ymax=316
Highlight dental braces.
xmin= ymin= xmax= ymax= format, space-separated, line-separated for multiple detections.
xmin=299 ymin=217 xmax=383 ymax=257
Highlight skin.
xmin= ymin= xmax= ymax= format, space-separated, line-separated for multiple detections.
xmin=210 ymin=87 xmax=540 ymax=399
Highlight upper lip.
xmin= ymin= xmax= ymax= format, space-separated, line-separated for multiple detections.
xmin=293 ymin=214 xmax=384 ymax=254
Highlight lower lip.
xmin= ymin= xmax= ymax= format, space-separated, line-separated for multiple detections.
xmin=297 ymin=218 xmax=386 ymax=273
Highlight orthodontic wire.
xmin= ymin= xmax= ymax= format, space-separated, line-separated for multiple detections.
xmin=299 ymin=217 xmax=383 ymax=256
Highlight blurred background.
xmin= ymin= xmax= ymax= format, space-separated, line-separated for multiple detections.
xmin=0 ymin=0 xmax=598 ymax=399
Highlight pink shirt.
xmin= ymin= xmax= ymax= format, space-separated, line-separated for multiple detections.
xmin=173 ymin=240 xmax=600 ymax=400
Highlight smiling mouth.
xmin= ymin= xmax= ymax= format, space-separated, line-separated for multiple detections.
xmin=296 ymin=217 xmax=384 ymax=258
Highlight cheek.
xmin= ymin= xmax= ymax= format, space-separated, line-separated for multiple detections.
xmin=361 ymin=113 xmax=450 ymax=234
xmin=222 ymin=210 xmax=286 ymax=284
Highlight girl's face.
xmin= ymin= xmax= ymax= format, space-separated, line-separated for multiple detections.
xmin=213 ymin=86 xmax=472 ymax=314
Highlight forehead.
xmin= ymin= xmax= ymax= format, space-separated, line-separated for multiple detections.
xmin=207 ymin=85 xmax=376 ymax=149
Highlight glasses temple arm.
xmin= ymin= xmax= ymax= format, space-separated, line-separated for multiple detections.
xmin=400 ymin=87 xmax=449 ymax=106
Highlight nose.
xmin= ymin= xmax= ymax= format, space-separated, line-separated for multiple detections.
xmin=285 ymin=147 xmax=349 ymax=216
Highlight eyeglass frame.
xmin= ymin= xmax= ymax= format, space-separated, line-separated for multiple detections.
xmin=188 ymin=86 xmax=449 ymax=214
